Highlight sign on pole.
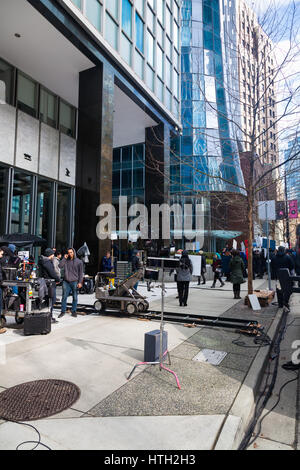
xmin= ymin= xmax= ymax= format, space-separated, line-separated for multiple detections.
xmin=289 ymin=200 xmax=298 ymax=219
xmin=190 ymin=255 xmax=202 ymax=277
xmin=258 ymin=201 xmax=276 ymax=221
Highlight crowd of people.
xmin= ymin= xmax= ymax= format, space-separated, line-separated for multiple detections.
xmin=173 ymin=244 xmax=300 ymax=307
xmin=0 ymin=240 xmax=299 ymax=334
xmin=0 ymin=245 xmax=84 ymax=333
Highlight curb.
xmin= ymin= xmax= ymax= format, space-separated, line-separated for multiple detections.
xmin=214 ymin=306 xmax=285 ymax=450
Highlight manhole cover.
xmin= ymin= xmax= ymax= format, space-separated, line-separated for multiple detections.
xmin=0 ymin=379 xmax=80 ymax=421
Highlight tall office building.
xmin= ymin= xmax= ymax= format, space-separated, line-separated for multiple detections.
xmin=169 ymin=0 xmax=279 ymax=250
xmin=237 ymin=0 xmax=279 ymax=167
xmin=169 ymin=0 xmax=246 ymax=251
xmin=0 ymin=0 xmax=181 ymax=269
xmin=284 ymin=133 xmax=300 ymax=206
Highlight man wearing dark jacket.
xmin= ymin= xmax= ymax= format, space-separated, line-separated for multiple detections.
xmin=39 ymin=249 xmax=60 ymax=323
xmin=271 ymin=246 xmax=294 ymax=309
xmin=271 ymin=247 xmax=294 ymax=279
xmin=58 ymin=248 xmax=83 ymax=318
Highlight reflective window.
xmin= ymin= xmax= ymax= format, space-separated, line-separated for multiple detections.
xmin=59 ymin=100 xmax=76 ymax=138
xmin=157 ymin=45 xmax=164 ymax=79
xmin=147 ymin=5 xmax=155 ymax=32
xmin=204 ymin=76 xmax=216 ymax=102
xmin=11 ymin=171 xmax=32 ymax=234
xmin=204 ymin=49 xmax=215 ymax=75
xmin=17 ymin=72 xmax=38 ymax=118
xmin=134 ymin=50 xmax=144 ymax=79
xmin=122 ymin=0 xmax=132 ymax=38
xmin=157 ymin=0 xmax=165 ymax=25
xmin=166 ymin=7 xmax=171 ymax=37
xmin=105 ymin=13 xmax=118 ymax=49
xmin=40 ymin=87 xmax=58 ymax=129
xmin=56 ymin=185 xmax=71 ymax=250
xmin=0 ymin=166 xmax=8 ymax=234
xmin=72 ymin=0 xmax=82 ymax=9
xmin=136 ymin=0 xmax=144 ymax=16
xmin=0 ymin=58 xmax=14 ymax=105
xmin=120 ymin=33 xmax=132 ymax=66
xmin=165 ymin=59 xmax=172 ymax=90
xmin=146 ymin=65 xmax=155 ymax=91
xmin=135 ymin=13 xmax=144 ymax=53
xmin=85 ymin=0 xmax=102 ymax=31
xmin=147 ymin=31 xmax=154 ymax=67
xmin=106 ymin=0 xmax=118 ymax=19
xmin=36 ymin=178 xmax=53 ymax=246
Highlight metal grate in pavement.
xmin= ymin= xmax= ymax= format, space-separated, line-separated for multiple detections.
xmin=0 ymin=379 xmax=80 ymax=422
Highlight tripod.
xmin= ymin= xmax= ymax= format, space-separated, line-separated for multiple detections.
xmin=127 ymin=259 xmax=181 ymax=389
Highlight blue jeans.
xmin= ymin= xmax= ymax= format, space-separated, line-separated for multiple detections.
xmin=0 ymin=287 xmax=2 ymax=316
xmin=61 ymin=281 xmax=78 ymax=314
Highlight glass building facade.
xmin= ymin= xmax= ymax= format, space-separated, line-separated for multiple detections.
xmin=68 ymin=0 xmax=181 ymax=119
xmin=171 ymin=0 xmax=244 ymax=195
xmin=112 ymin=143 xmax=145 ymax=204
xmin=284 ymin=135 xmax=300 ymax=207
xmin=0 ymin=55 xmax=76 ymax=248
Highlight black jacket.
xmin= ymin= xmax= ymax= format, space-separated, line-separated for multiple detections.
xmin=132 ymin=255 xmax=142 ymax=272
xmin=295 ymin=253 xmax=300 ymax=275
xmin=39 ymin=256 xmax=60 ymax=283
xmin=0 ymin=258 xmax=5 ymax=283
xmin=271 ymin=251 xmax=294 ymax=278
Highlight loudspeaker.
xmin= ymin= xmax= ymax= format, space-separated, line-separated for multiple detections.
xmin=144 ymin=329 xmax=168 ymax=362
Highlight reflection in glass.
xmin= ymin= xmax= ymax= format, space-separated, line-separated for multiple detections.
xmin=36 ymin=178 xmax=53 ymax=246
xmin=40 ymin=88 xmax=58 ymax=128
xmin=56 ymin=185 xmax=71 ymax=250
xmin=122 ymin=0 xmax=132 ymax=38
xmin=59 ymin=100 xmax=76 ymax=138
xmin=11 ymin=171 xmax=32 ymax=234
xmin=0 ymin=166 xmax=8 ymax=234
xmin=17 ymin=72 xmax=38 ymax=117
xmin=0 ymin=58 xmax=14 ymax=105
xmin=85 ymin=0 xmax=102 ymax=31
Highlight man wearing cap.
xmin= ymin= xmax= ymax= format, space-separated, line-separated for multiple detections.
xmin=39 ymin=249 xmax=60 ymax=323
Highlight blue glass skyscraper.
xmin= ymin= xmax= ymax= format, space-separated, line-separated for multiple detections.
xmin=171 ymin=0 xmax=244 ymax=196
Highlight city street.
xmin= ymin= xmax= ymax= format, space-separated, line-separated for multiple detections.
xmin=1 ymin=278 xmax=298 ymax=450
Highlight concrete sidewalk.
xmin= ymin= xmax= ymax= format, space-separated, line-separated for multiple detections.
xmin=0 ymin=278 xmax=286 ymax=450
xmin=247 ymin=294 xmax=300 ymax=451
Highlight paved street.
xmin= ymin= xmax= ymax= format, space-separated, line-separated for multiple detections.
xmin=248 ymin=294 xmax=300 ymax=451
xmin=1 ymin=278 xmax=298 ymax=450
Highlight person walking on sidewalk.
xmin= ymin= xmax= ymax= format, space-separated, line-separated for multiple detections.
xmin=176 ymin=250 xmax=193 ymax=307
xmin=271 ymin=246 xmax=294 ymax=309
xmin=229 ymin=250 xmax=245 ymax=299
xmin=58 ymin=248 xmax=83 ymax=318
xmin=197 ymin=251 xmax=207 ymax=285
xmin=211 ymin=254 xmax=225 ymax=288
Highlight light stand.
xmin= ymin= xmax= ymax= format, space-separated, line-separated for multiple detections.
xmin=265 ymin=203 xmax=272 ymax=292
xmin=127 ymin=258 xmax=181 ymax=389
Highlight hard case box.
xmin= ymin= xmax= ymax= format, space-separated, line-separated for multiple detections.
xmin=144 ymin=329 xmax=168 ymax=362
xmin=23 ymin=312 xmax=52 ymax=336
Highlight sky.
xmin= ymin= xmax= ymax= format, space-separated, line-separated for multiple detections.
xmin=249 ymin=1 xmax=300 ymax=147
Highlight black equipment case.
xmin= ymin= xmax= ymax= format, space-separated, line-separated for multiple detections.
xmin=24 ymin=312 xmax=52 ymax=336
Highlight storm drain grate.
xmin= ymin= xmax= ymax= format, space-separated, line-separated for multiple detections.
xmin=0 ymin=379 xmax=81 ymax=422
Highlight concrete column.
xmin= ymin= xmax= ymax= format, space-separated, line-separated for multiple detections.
xmin=75 ymin=63 xmax=114 ymax=274
xmin=145 ymin=122 xmax=170 ymax=248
